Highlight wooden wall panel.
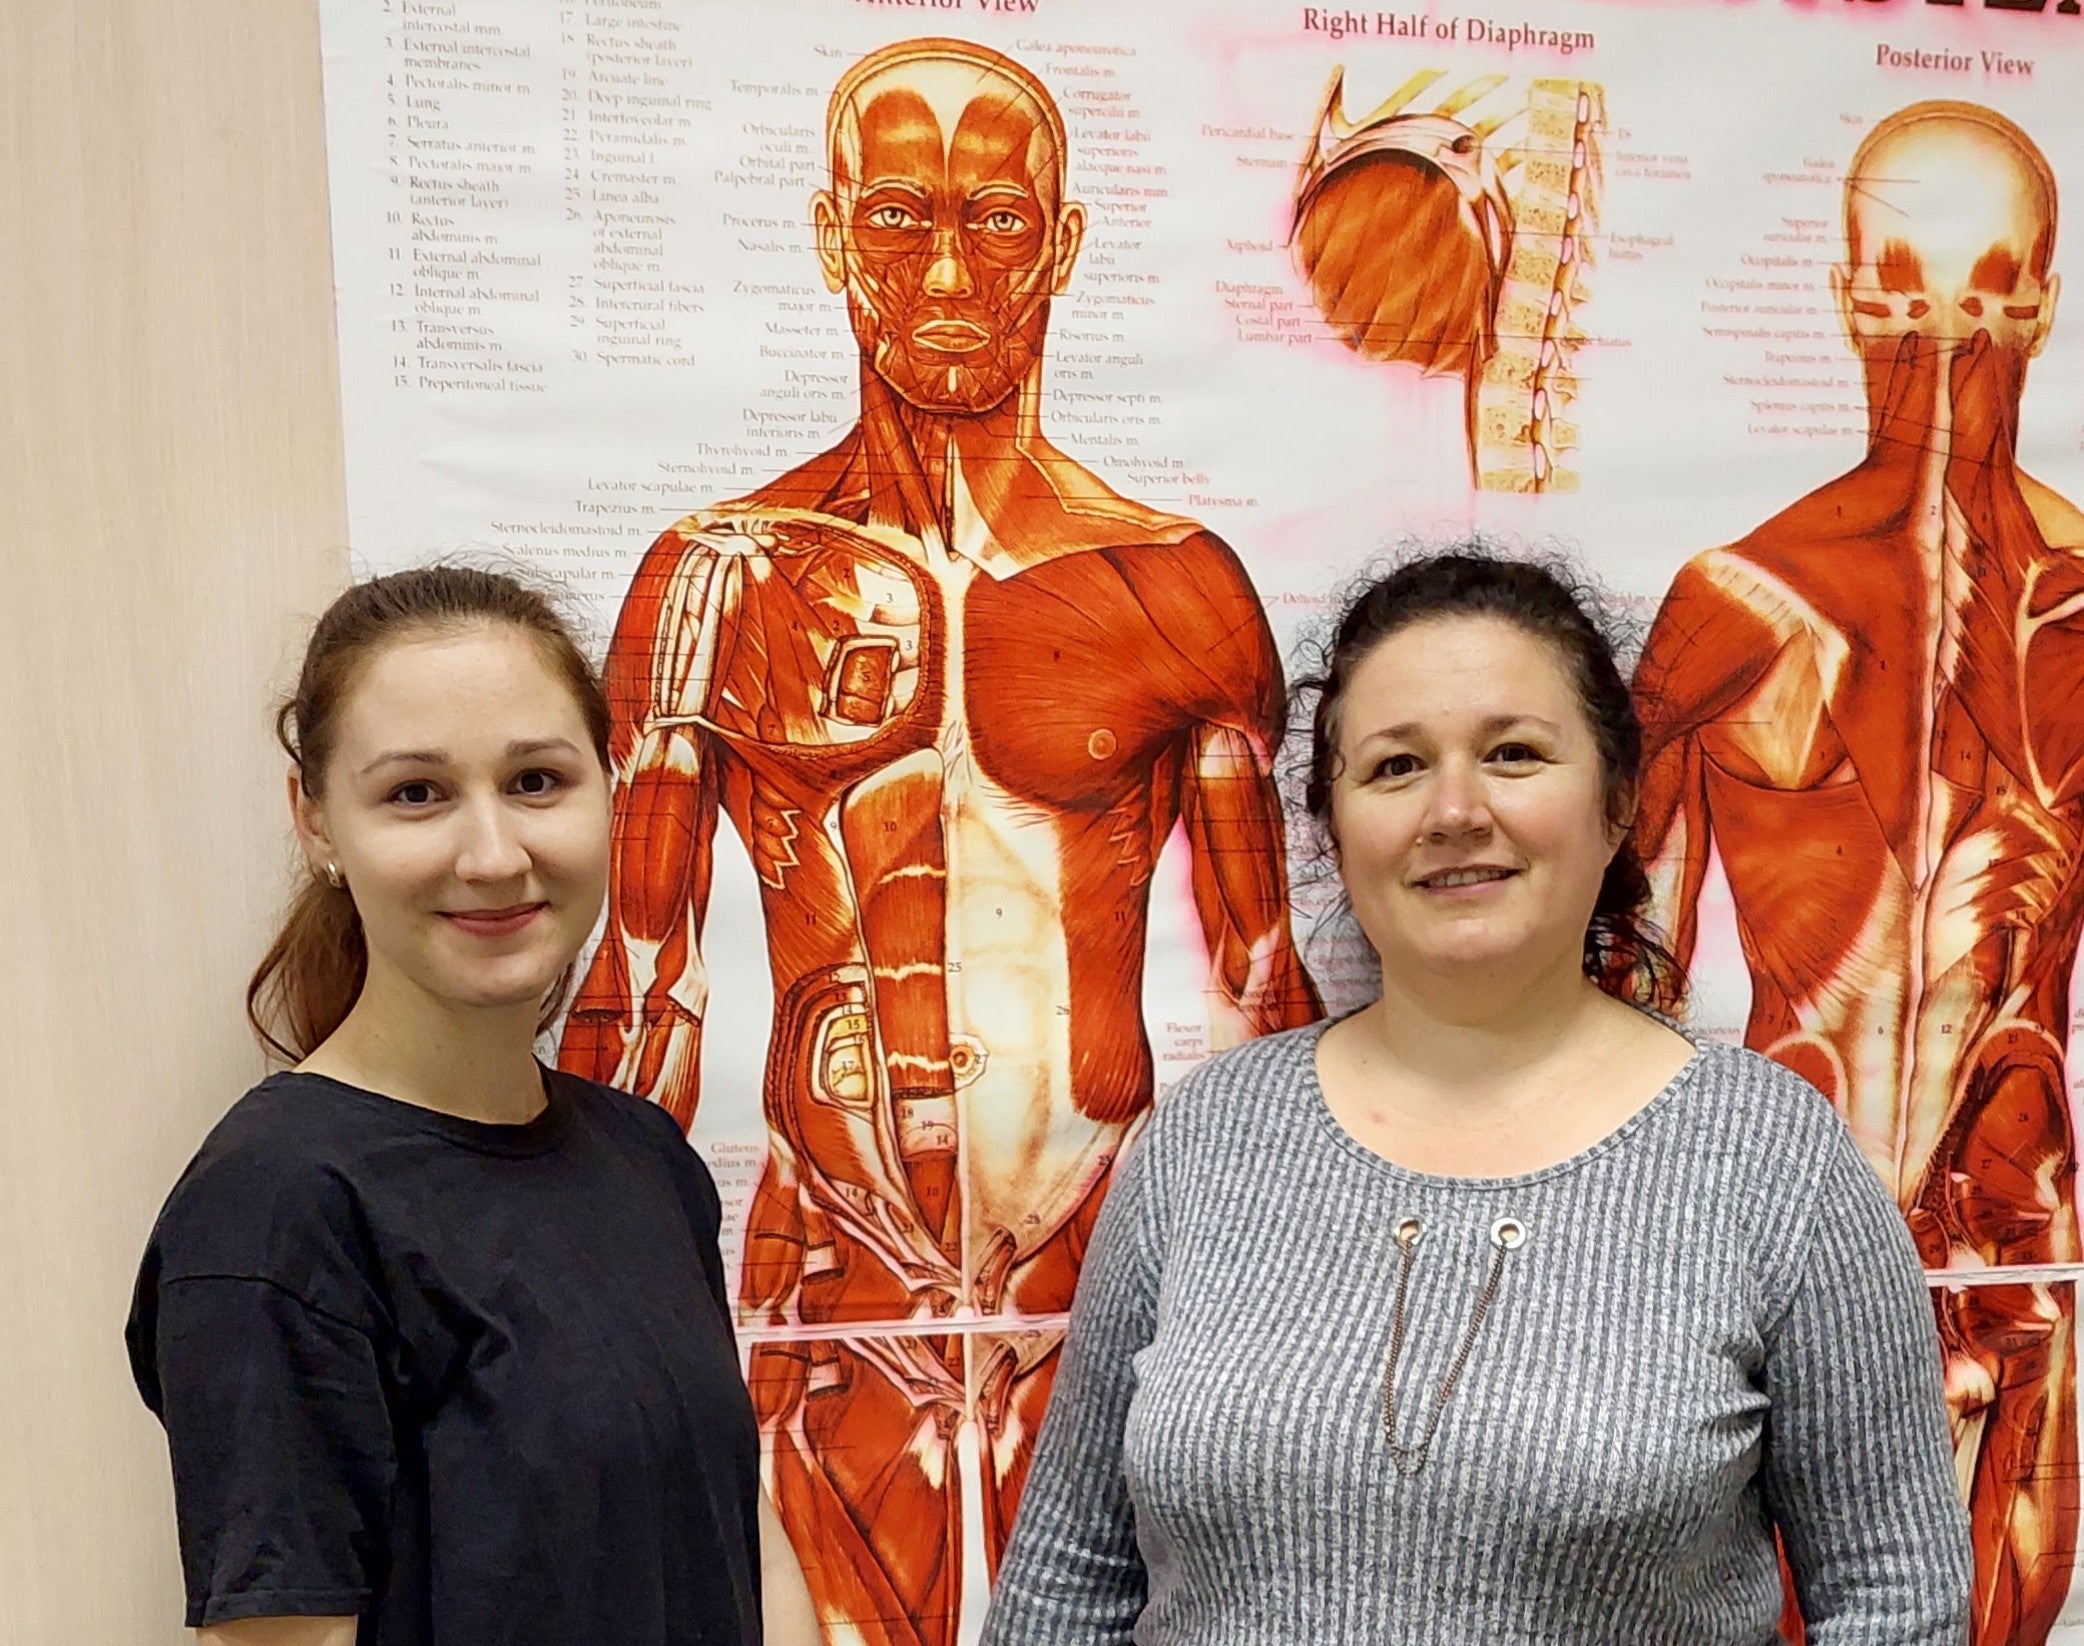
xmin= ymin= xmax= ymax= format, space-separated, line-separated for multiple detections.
xmin=0 ymin=1 xmax=347 ymax=1635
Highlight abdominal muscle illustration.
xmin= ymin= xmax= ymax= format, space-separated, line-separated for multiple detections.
xmin=1290 ymin=69 xmax=1606 ymax=492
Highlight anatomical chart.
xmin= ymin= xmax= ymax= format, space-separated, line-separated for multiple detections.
xmin=315 ymin=2 xmax=2084 ymax=1642
xmin=1633 ymin=98 xmax=2084 ymax=1644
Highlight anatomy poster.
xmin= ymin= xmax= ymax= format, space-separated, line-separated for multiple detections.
xmin=317 ymin=1 xmax=2084 ymax=1639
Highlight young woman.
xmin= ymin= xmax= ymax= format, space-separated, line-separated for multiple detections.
xmin=983 ymin=550 xmax=1970 ymax=1643
xmin=127 ymin=568 xmax=816 ymax=1646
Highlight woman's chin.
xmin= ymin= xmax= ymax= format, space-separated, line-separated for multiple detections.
xmin=1392 ymin=934 xmax=1527 ymax=980
xmin=422 ymin=964 xmax=565 ymax=1016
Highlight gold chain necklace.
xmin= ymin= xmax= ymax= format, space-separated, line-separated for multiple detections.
xmin=1380 ymin=1214 xmax=1526 ymax=1477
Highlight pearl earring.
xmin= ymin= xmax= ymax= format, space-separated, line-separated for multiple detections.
xmin=324 ymin=861 xmax=343 ymax=890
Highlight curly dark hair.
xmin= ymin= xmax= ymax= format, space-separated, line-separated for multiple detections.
xmin=1288 ymin=544 xmax=1686 ymax=1015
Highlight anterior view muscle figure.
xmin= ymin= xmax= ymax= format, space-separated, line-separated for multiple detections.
xmin=562 ymin=36 xmax=1321 ymax=1646
xmin=1635 ymin=100 xmax=2084 ymax=1645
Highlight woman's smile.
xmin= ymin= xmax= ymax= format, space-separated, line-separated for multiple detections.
xmin=1409 ymin=864 xmax=1520 ymax=895
xmin=438 ymin=902 xmax=549 ymax=938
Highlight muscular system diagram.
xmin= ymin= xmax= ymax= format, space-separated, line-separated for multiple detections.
xmin=560 ymin=37 xmax=1323 ymax=1646
xmin=1290 ymin=68 xmax=1606 ymax=492
xmin=1635 ymin=102 xmax=2084 ymax=1645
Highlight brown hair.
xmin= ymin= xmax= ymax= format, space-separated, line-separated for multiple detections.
xmin=247 ymin=565 xmax=612 ymax=1062
xmin=1291 ymin=546 xmax=1686 ymax=1015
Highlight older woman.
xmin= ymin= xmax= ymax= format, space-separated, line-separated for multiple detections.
xmin=983 ymin=550 xmax=1969 ymax=1644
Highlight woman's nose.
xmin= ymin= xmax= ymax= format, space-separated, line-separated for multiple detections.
xmin=1420 ymin=762 xmax=1491 ymax=841
xmin=454 ymin=799 xmax=531 ymax=881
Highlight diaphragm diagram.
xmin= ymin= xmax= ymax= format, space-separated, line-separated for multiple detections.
xmin=1291 ymin=69 xmax=1606 ymax=493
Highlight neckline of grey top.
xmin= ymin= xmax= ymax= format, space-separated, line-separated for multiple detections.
xmin=1298 ymin=1015 xmax=1713 ymax=1193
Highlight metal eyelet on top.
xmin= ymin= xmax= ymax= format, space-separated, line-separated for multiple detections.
xmin=1394 ymin=1215 xmax=1425 ymax=1251
xmin=1490 ymin=1217 xmax=1527 ymax=1251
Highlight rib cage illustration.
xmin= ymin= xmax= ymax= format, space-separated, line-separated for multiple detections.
xmin=1291 ymin=70 xmax=1606 ymax=492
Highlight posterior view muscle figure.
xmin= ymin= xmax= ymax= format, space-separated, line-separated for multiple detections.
xmin=1635 ymin=100 xmax=2084 ymax=1645
xmin=561 ymin=36 xmax=1321 ymax=1646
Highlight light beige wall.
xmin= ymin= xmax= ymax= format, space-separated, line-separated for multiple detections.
xmin=0 ymin=1 xmax=347 ymax=1636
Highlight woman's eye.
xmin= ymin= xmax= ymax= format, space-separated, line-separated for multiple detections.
xmin=389 ymin=780 xmax=439 ymax=806
xmin=1491 ymin=743 xmax=1541 ymax=764
xmin=1375 ymin=754 xmax=1419 ymax=780
xmin=513 ymin=768 xmax=564 ymax=797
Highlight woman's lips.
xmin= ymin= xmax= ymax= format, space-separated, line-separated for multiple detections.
xmin=911 ymin=318 xmax=991 ymax=354
xmin=1411 ymin=868 xmax=1519 ymax=899
xmin=439 ymin=904 xmax=547 ymax=938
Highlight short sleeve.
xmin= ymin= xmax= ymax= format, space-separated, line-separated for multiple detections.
xmin=125 ymin=1104 xmax=398 ymax=1629
xmin=132 ymin=1275 xmax=395 ymax=1626
xmin=620 ymin=1086 xmax=734 ymax=1333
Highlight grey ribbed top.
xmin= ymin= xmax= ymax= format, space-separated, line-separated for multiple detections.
xmin=983 ymin=1023 xmax=1970 ymax=1646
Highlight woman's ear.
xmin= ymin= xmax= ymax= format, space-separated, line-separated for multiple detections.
xmin=1605 ymin=781 xmax=1639 ymax=854
xmin=288 ymin=766 xmax=336 ymax=879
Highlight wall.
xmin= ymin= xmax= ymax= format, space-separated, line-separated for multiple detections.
xmin=0 ymin=1 xmax=347 ymax=1636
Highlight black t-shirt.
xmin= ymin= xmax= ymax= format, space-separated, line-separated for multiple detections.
xmin=125 ymin=1066 xmax=761 ymax=1646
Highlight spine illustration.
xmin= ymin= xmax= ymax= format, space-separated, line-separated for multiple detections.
xmin=1477 ymin=81 xmax=1605 ymax=493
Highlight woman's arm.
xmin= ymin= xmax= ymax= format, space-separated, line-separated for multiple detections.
xmin=759 ymin=1491 xmax=820 ymax=1646
xmin=978 ymin=1132 xmax=1168 ymax=1646
xmin=198 ymin=1620 xmax=358 ymax=1646
xmin=1761 ymin=1133 xmax=1972 ymax=1641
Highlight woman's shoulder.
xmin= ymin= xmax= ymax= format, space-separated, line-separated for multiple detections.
xmin=1672 ymin=1044 xmax=1931 ymax=1325
xmin=1162 ymin=1022 xmax=1321 ymax=1104
xmin=1676 ymin=1041 xmax=1846 ymax=1144
xmin=142 ymin=1075 xmax=389 ymax=1319
xmin=555 ymin=1071 xmax=721 ymax=1200
xmin=1664 ymin=1040 xmax=1871 ymax=1226
xmin=1142 ymin=1022 xmax=1325 ymax=1155
xmin=171 ymin=1073 xmax=369 ymax=1202
xmin=558 ymin=1070 xmax=696 ymax=1150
